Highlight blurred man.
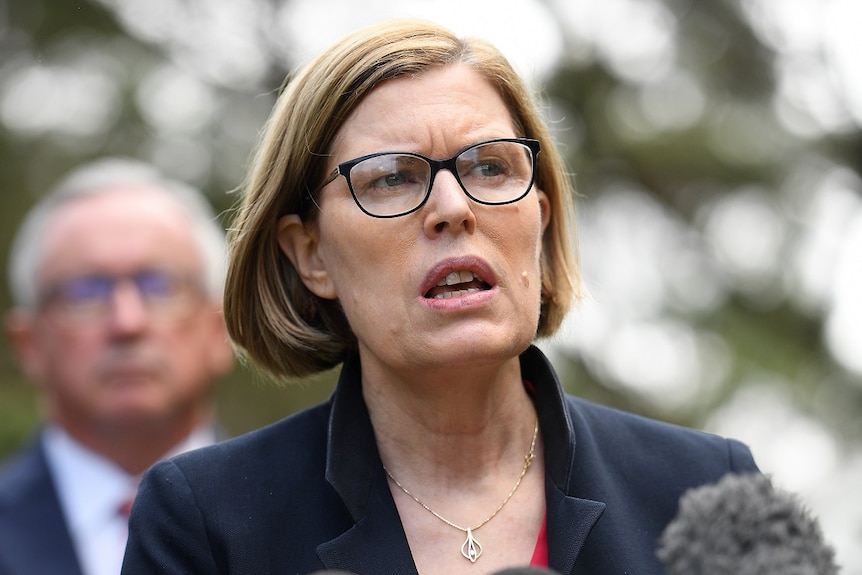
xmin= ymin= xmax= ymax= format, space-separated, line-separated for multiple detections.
xmin=0 ymin=159 xmax=234 ymax=575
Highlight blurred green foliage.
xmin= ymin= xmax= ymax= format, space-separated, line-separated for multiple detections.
xmin=1 ymin=0 xmax=860 ymax=462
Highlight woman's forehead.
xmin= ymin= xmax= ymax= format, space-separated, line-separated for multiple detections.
xmin=329 ymin=65 xmax=516 ymax=158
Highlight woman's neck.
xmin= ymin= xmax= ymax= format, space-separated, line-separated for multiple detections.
xmin=362 ymin=353 xmax=538 ymax=483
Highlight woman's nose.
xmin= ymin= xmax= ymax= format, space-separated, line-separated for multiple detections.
xmin=422 ymin=170 xmax=477 ymax=237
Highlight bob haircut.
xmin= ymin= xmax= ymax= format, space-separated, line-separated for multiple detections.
xmin=225 ymin=19 xmax=582 ymax=379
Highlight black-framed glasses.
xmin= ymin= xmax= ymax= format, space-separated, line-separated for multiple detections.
xmin=316 ymin=138 xmax=541 ymax=218
xmin=38 ymin=270 xmax=204 ymax=322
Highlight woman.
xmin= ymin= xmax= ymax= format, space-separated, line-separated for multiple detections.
xmin=122 ymin=20 xmax=758 ymax=575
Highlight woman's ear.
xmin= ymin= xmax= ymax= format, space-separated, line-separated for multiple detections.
xmin=537 ymin=188 xmax=552 ymax=234
xmin=277 ymin=215 xmax=337 ymax=299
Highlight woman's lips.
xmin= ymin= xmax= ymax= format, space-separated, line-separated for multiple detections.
xmin=424 ymin=270 xmax=491 ymax=299
xmin=421 ymin=257 xmax=497 ymax=300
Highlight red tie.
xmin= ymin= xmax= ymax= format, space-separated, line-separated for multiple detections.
xmin=118 ymin=495 xmax=135 ymax=520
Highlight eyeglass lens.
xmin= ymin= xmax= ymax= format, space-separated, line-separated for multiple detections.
xmin=347 ymin=140 xmax=535 ymax=217
xmin=41 ymin=270 xmax=199 ymax=319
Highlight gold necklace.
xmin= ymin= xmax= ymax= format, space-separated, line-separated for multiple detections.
xmin=383 ymin=419 xmax=539 ymax=563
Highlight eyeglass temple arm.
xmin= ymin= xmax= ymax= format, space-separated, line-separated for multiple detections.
xmin=301 ymin=167 xmax=340 ymax=215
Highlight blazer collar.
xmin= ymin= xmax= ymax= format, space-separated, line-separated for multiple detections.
xmin=520 ymin=346 xmax=607 ymax=574
xmin=520 ymin=345 xmax=578 ymax=493
xmin=324 ymin=351 xmax=379 ymax=523
xmin=320 ymin=352 xmax=417 ymax=572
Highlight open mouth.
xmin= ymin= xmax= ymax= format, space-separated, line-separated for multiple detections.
xmin=424 ymin=270 xmax=492 ymax=299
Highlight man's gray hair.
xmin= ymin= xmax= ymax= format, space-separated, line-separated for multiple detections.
xmin=8 ymin=158 xmax=228 ymax=310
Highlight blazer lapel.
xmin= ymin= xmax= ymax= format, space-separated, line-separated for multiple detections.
xmin=0 ymin=442 xmax=83 ymax=575
xmin=545 ymin=479 xmax=605 ymax=575
xmin=317 ymin=354 xmax=418 ymax=574
xmin=317 ymin=469 xmax=418 ymax=575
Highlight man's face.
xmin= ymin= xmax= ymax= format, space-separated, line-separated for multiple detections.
xmin=8 ymin=188 xmax=233 ymax=434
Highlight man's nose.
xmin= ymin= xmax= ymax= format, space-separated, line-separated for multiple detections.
xmin=105 ymin=280 xmax=149 ymax=333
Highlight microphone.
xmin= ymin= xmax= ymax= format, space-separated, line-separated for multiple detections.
xmin=657 ymin=473 xmax=838 ymax=574
xmin=309 ymin=568 xmax=559 ymax=574
xmin=491 ymin=569 xmax=560 ymax=574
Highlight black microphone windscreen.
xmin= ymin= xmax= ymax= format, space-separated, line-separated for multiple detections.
xmin=657 ymin=473 xmax=838 ymax=575
xmin=491 ymin=568 xmax=561 ymax=575
xmin=308 ymin=567 xmax=558 ymax=574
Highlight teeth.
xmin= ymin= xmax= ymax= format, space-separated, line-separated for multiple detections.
xmin=433 ymin=288 xmax=481 ymax=299
xmin=436 ymin=270 xmax=479 ymax=287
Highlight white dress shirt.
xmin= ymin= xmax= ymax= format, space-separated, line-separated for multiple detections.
xmin=42 ymin=424 xmax=216 ymax=575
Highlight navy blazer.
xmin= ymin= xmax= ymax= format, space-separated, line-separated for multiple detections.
xmin=123 ymin=346 xmax=758 ymax=574
xmin=0 ymin=438 xmax=83 ymax=575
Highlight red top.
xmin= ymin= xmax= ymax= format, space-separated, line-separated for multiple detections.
xmin=530 ymin=515 xmax=549 ymax=566
xmin=523 ymin=379 xmax=548 ymax=567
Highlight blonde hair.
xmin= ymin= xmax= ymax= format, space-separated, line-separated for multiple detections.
xmin=225 ymin=19 xmax=581 ymax=379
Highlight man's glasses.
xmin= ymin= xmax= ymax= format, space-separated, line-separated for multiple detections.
xmin=39 ymin=270 xmax=204 ymax=322
xmin=316 ymin=138 xmax=541 ymax=218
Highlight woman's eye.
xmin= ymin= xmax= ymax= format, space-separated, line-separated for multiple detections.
xmin=477 ymin=162 xmax=504 ymax=177
xmin=465 ymin=160 xmax=508 ymax=180
xmin=373 ymin=172 xmax=409 ymax=188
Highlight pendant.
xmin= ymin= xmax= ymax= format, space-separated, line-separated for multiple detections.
xmin=460 ymin=528 xmax=483 ymax=563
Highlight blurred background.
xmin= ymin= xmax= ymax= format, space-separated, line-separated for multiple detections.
xmin=1 ymin=0 xmax=859 ymax=570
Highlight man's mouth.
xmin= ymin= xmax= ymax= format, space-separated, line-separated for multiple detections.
xmin=424 ymin=270 xmax=492 ymax=299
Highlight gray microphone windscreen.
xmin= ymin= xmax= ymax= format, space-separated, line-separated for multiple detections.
xmin=657 ymin=473 xmax=838 ymax=575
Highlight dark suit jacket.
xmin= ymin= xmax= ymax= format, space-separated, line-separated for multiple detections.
xmin=122 ymin=346 xmax=759 ymax=574
xmin=0 ymin=438 xmax=83 ymax=575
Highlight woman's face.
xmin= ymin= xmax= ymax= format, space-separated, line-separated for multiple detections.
xmin=284 ymin=63 xmax=550 ymax=377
